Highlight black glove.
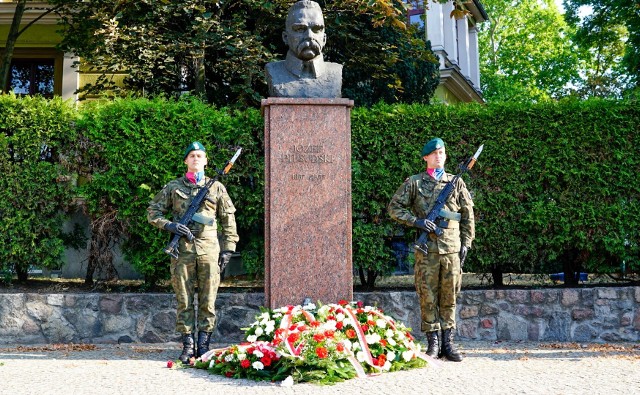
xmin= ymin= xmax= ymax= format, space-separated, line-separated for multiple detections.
xmin=164 ymin=222 xmax=194 ymax=239
xmin=218 ymin=251 xmax=233 ymax=273
xmin=414 ymin=218 xmax=436 ymax=233
xmin=459 ymin=245 xmax=468 ymax=268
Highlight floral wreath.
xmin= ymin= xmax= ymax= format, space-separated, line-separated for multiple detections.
xmin=172 ymin=300 xmax=434 ymax=385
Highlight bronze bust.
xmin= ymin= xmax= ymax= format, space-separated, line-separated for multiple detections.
xmin=265 ymin=0 xmax=342 ymax=98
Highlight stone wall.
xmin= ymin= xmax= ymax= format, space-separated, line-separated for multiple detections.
xmin=0 ymin=287 xmax=638 ymax=345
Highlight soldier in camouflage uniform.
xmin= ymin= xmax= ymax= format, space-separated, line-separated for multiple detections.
xmin=388 ymin=138 xmax=474 ymax=362
xmin=147 ymin=142 xmax=239 ymax=364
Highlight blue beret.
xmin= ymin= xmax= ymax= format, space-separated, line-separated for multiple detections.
xmin=183 ymin=141 xmax=206 ymax=159
xmin=421 ymin=138 xmax=445 ymax=156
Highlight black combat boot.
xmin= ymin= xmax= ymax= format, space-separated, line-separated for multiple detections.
xmin=196 ymin=331 xmax=212 ymax=358
xmin=425 ymin=330 xmax=440 ymax=358
xmin=441 ymin=328 xmax=463 ymax=362
xmin=178 ymin=333 xmax=195 ymax=364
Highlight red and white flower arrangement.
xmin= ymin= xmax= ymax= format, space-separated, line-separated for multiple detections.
xmin=191 ymin=300 xmax=431 ymax=384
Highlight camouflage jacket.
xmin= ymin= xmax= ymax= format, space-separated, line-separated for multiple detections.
xmin=147 ymin=176 xmax=239 ymax=252
xmin=388 ymin=171 xmax=474 ymax=254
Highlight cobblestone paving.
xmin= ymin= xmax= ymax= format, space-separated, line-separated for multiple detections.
xmin=0 ymin=341 xmax=638 ymax=395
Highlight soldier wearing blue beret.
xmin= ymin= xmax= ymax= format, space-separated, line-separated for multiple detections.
xmin=148 ymin=141 xmax=239 ymax=363
xmin=388 ymin=138 xmax=475 ymax=362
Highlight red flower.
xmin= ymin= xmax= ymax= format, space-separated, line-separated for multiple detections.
xmin=310 ymin=320 xmax=321 ymax=328
xmin=406 ymin=332 xmax=414 ymax=341
xmin=240 ymin=359 xmax=251 ymax=369
xmin=225 ymin=371 xmax=234 ymax=377
xmin=361 ymin=324 xmax=369 ymax=332
xmin=356 ymin=301 xmax=364 ymax=308
xmin=272 ymin=338 xmax=282 ymax=346
xmin=315 ymin=347 xmax=329 ymax=359
xmin=313 ymin=333 xmax=325 ymax=342
xmin=377 ymin=353 xmax=387 ymax=366
xmin=324 ymin=330 xmax=335 ymax=339
xmin=345 ymin=329 xmax=357 ymax=339
xmin=338 ymin=299 xmax=349 ymax=306
xmin=380 ymin=339 xmax=388 ymax=347
xmin=336 ymin=343 xmax=345 ymax=352
xmin=261 ymin=356 xmax=272 ymax=367
xmin=166 ymin=360 xmax=174 ymax=368
xmin=336 ymin=322 xmax=344 ymax=330
xmin=287 ymin=332 xmax=300 ymax=343
xmin=367 ymin=319 xmax=375 ymax=326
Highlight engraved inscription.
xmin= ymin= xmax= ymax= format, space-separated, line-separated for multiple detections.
xmin=278 ymin=144 xmax=336 ymax=164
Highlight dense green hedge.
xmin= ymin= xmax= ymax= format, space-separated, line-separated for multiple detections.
xmin=2 ymin=95 xmax=638 ymax=285
xmin=74 ymin=97 xmax=264 ymax=284
xmin=0 ymin=95 xmax=78 ymax=281
xmin=351 ymin=100 xmax=640 ymax=283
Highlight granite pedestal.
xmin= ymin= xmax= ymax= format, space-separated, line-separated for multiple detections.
xmin=262 ymin=97 xmax=354 ymax=308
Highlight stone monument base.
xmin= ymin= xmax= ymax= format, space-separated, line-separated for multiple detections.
xmin=262 ymin=97 xmax=354 ymax=308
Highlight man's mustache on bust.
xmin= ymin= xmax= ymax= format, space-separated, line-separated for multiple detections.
xmin=295 ymin=39 xmax=322 ymax=59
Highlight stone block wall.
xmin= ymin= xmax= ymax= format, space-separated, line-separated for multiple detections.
xmin=0 ymin=287 xmax=638 ymax=345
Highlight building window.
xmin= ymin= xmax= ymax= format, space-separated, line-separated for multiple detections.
xmin=406 ymin=0 xmax=425 ymax=29
xmin=3 ymin=49 xmax=63 ymax=97
xmin=6 ymin=58 xmax=55 ymax=98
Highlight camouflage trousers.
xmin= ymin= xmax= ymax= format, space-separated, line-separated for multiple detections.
xmin=170 ymin=246 xmax=220 ymax=334
xmin=414 ymin=251 xmax=461 ymax=333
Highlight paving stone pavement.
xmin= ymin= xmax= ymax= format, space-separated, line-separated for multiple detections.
xmin=0 ymin=341 xmax=638 ymax=395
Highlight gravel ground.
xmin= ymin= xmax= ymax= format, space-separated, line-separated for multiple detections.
xmin=1 ymin=341 xmax=638 ymax=395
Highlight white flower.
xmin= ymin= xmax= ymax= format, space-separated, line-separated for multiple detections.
xmin=252 ymin=361 xmax=264 ymax=370
xmin=209 ymin=359 xmax=215 ymax=369
xmin=385 ymin=329 xmax=394 ymax=338
xmin=365 ymin=333 xmax=381 ymax=344
xmin=386 ymin=337 xmax=397 ymax=346
xmin=356 ymin=351 xmax=366 ymax=362
xmin=376 ymin=319 xmax=387 ymax=329
xmin=340 ymin=339 xmax=352 ymax=351
xmin=387 ymin=351 xmax=396 ymax=361
xmin=265 ymin=323 xmax=275 ymax=334
xmin=237 ymin=353 xmax=246 ymax=361
xmin=259 ymin=312 xmax=270 ymax=321
xmin=336 ymin=313 xmax=345 ymax=322
xmin=281 ymin=376 xmax=294 ymax=387
xmin=246 ymin=335 xmax=257 ymax=342
xmin=254 ymin=327 xmax=264 ymax=336
xmin=303 ymin=302 xmax=316 ymax=310
xmin=322 ymin=320 xmax=337 ymax=331
xmin=396 ymin=332 xmax=406 ymax=340
xmin=273 ymin=312 xmax=283 ymax=319
xmin=402 ymin=350 xmax=415 ymax=362
xmin=253 ymin=350 xmax=264 ymax=358
xmin=382 ymin=361 xmax=392 ymax=371
xmin=352 ymin=341 xmax=360 ymax=350
xmin=224 ymin=354 xmax=235 ymax=362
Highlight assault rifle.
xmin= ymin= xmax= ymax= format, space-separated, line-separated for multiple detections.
xmin=413 ymin=144 xmax=483 ymax=254
xmin=163 ymin=147 xmax=242 ymax=259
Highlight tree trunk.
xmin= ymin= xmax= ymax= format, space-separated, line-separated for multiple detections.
xmin=15 ymin=263 xmax=28 ymax=282
xmin=358 ymin=268 xmax=378 ymax=290
xmin=193 ymin=46 xmax=206 ymax=97
xmin=491 ymin=265 xmax=504 ymax=287
xmin=0 ymin=0 xmax=27 ymax=92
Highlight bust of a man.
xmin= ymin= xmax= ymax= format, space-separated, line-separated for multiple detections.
xmin=265 ymin=0 xmax=342 ymax=98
